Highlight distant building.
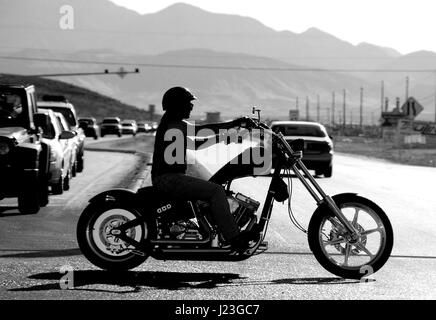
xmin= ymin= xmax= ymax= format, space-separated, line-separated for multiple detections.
xmin=289 ymin=109 xmax=299 ymax=121
xmin=204 ymin=112 xmax=221 ymax=123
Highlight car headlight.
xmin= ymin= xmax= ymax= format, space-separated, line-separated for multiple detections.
xmin=0 ymin=141 xmax=11 ymax=155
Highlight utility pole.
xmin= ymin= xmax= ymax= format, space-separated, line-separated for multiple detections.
xmin=306 ymin=96 xmax=310 ymax=121
xmin=332 ymin=91 xmax=336 ymax=126
xmin=406 ymin=76 xmax=409 ymax=101
xmin=381 ymin=80 xmax=384 ymax=116
xmin=317 ymin=94 xmax=320 ymax=122
xmin=326 ymin=107 xmax=331 ymax=126
xmin=342 ymin=89 xmax=346 ymax=134
xmin=360 ymin=87 xmax=363 ymax=129
xmin=431 ymin=72 xmax=436 ymax=124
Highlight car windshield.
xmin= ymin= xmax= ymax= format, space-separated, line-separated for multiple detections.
xmin=39 ymin=106 xmax=77 ymax=127
xmin=0 ymin=92 xmax=25 ymax=127
xmin=79 ymin=119 xmax=93 ymax=125
xmin=103 ymin=119 xmax=119 ymax=124
xmin=272 ymin=124 xmax=326 ymax=137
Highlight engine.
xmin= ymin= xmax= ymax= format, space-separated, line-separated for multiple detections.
xmin=156 ymin=192 xmax=260 ymax=241
xmin=227 ymin=192 xmax=260 ymax=231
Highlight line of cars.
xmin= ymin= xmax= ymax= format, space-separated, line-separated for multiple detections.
xmin=0 ymin=84 xmax=86 ymax=214
xmin=78 ymin=116 xmax=157 ymax=139
xmin=36 ymin=95 xmax=86 ymax=197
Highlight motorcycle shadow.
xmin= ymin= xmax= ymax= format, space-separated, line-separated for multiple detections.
xmin=9 ymin=270 xmax=244 ymax=293
xmin=9 ymin=270 xmax=365 ymax=294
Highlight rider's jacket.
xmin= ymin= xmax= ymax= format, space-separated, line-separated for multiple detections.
xmin=152 ymin=112 xmax=188 ymax=179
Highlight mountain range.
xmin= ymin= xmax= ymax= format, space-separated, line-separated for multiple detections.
xmin=0 ymin=0 xmax=435 ymax=121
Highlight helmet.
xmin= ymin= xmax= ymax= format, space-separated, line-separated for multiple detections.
xmin=162 ymin=86 xmax=197 ymax=111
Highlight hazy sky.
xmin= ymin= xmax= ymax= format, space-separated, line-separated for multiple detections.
xmin=109 ymin=0 xmax=435 ymax=55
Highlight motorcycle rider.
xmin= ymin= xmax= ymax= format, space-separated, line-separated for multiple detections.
xmin=151 ymin=86 xmax=258 ymax=252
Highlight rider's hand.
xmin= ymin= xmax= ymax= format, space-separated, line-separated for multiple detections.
xmin=236 ymin=116 xmax=257 ymax=129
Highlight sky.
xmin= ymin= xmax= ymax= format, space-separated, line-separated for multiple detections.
xmin=109 ymin=0 xmax=436 ymax=55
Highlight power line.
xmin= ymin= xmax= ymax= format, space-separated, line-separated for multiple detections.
xmin=1 ymin=55 xmax=436 ymax=72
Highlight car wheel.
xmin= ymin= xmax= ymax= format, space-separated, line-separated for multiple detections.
xmin=52 ymin=175 xmax=64 ymax=195
xmin=324 ymin=164 xmax=333 ymax=178
xmin=77 ymin=154 xmax=84 ymax=173
xmin=18 ymin=176 xmax=40 ymax=214
xmin=39 ymin=174 xmax=49 ymax=207
xmin=63 ymin=171 xmax=70 ymax=191
xmin=72 ymin=161 xmax=77 ymax=177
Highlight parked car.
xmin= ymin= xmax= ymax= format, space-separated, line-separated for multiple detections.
xmin=270 ymin=121 xmax=334 ymax=177
xmin=53 ymin=112 xmax=75 ymax=189
xmin=121 ymin=119 xmax=137 ymax=136
xmin=100 ymin=117 xmax=122 ymax=137
xmin=37 ymin=109 xmax=76 ymax=194
xmin=0 ymin=84 xmax=51 ymax=214
xmin=38 ymin=95 xmax=86 ymax=173
xmin=78 ymin=117 xmax=100 ymax=139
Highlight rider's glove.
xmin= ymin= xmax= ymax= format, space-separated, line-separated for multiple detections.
xmin=235 ymin=116 xmax=257 ymax=128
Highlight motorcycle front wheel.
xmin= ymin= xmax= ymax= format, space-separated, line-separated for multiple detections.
xmin=77 ymin=202 xmax=152 ymax=271
xmin=308 ymin=194 xmax=393 ymax=280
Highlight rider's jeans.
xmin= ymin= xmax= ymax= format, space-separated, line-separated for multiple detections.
xmin=152 ymin=173 xmax=240 ymax=241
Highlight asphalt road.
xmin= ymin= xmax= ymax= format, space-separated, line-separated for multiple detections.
xmin=1 ymin=141 xmax=436 ymax=300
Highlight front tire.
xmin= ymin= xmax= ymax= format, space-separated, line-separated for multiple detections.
xmin=77 ymin=202 xmax=151 ymax=271
xmin=308 ymin=194 xmax=393 ymax=279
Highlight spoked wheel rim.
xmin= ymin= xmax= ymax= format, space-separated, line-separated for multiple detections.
xmin=87 ymin=208 xmax=146 ymax=259
xmin=318 ymin=202 xmax=388 ymax=270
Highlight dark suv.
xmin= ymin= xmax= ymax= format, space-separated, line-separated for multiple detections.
xmin=270 ymin=121 xmax=334 ymax=177
xmin=0 ymin=84 xmax=51 ymax=214
xmin=101 ymin=117 xmax=122 ymax=137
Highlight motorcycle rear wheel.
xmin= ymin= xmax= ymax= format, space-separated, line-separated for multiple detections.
xmin=308 ymin=194 xmax=393 ymax=280
xmin=77 ymin=202 xmax=151 ymax=271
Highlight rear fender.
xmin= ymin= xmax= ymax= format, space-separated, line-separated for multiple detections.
xmin=88 ymin=188 xmax=138 ymax=206
xmin=87 ymin=186 xmax=163 ymax=211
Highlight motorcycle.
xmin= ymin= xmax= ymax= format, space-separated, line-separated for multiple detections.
xmin=77 ymin=109 xmax=393 ymax=280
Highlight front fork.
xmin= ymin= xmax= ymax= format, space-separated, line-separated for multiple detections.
xmin=291 ymin=159 xmax=358 ymax=237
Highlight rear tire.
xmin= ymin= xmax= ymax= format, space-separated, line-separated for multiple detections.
xmin=324 ymin=164 xmax=333 ymax=178
xmin=77 ymin=202 xmax=152 ymax=271
xmin=63 ymin=171 xmax=70 ymax=191
xmin=52 ymin=175 xmax=64 ymax=195
xmin=38 ymin=175 xmax=49 ymax=207
xmin=77 ymin=154 xmax=84 ymax=173
xmin=18 ymin=177 xmax=40 ymax=214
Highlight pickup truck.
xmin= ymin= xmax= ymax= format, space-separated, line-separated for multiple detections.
xmin=0 ymin=84 xmax=51 ymax=214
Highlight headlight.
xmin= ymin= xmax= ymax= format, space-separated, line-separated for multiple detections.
xmin=0 ymin=141 xmax=11 ymax=155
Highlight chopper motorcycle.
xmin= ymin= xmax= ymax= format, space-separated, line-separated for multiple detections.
xmin=77 ymin=110 xmax=393 ymax=280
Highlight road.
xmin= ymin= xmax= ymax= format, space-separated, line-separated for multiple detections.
xmin=1 ymin=141 xmax=436 ymax=300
